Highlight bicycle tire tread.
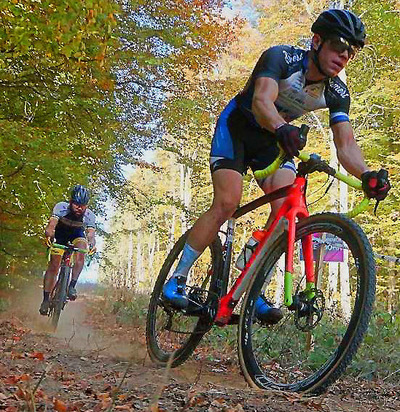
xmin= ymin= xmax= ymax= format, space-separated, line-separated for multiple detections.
xmin=146 ymin=231 xmax=223 ymax=368
xmin=238 ymin=212 xmax=376 ymax=394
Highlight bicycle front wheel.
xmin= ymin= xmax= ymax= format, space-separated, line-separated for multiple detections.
xmin=50 ymin=266 xmax=69 ymax=331
xmin=146 ymin=231 xmax=223 ymax=368
xmin=238 ymin=213 xmax=376 ymax=394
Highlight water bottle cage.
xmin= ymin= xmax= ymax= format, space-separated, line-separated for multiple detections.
xmin=243 ymin=243 xmax=258 ymax=266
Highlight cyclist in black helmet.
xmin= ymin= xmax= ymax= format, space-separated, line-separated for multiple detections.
xmin=162 ymin=9 xmax=390 ymax=323
xmin=39 ymin=185 xmax=96 ymax=315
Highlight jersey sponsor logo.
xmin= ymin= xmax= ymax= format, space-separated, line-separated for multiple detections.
xmin=282 ymin=50 xmax=304 ymax=65
xmin=304 ymin=84 xmax=324 ymax=99
xmin=329 ymin=79 xmax=349 ymax=99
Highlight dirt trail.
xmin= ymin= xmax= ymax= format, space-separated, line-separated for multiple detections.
xmin=1 ymin=284 xmax=399 ymax=411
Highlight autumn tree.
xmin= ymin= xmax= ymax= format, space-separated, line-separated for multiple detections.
xmin=0 ymin=0 xmax=120 ymax=278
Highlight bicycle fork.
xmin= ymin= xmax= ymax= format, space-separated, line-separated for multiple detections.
xmin=214 ymin=177 xmax=316 ymax=325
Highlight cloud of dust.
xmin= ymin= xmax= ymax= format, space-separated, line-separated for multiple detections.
xmin=4 ymin=281 xmax=147 ymax=363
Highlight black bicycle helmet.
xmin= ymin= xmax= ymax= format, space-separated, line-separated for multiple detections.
xmin=70 ymin=185 xmax=90 ymax=205
xmin=312 ymin=9 xmax=366 ymax=48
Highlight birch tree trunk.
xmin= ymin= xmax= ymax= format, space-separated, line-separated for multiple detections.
xmin=179 ymin=163 xmax=192 ymax=234
xmin=336 ymin=65 xmax=351 ymax=316
xmin=127 ymin=230 xmax=133 ymax=287
xmin=339 ymin=164 xmax=351 ymax=318
xmin=274 ymin=255 xmax=285 ymax=306
xmin=180 ymin=163 xmax=186 ymax=233
xmin=136 ymin=232 xmax=144 ymax=292
xmin=328 ymin=131 xmax=339 ymax=308
xmin=168 ymin=210 xmax=176 ymax=252
xmin=388 ymin=240 xmax=396 ymax=314
xmin=184 ymin=164 xmax=192 ymax=231
xmin=148 ymin=233 xmax=156 ymax=291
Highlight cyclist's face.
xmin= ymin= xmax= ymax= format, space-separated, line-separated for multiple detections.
xmin=325 ymin=37 xmax=359 ymax=60
xmin=71 ymin=202 xmax=87 ymax=216
xmin=315 ymin=35 xmax=358 ymax=77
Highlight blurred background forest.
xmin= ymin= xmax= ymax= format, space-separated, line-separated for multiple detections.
xmin=1 ymin=0 xmax=399 ymax=317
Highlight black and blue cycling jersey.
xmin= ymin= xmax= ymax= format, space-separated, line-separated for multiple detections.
xmin=51 ymin=202 xmax=96 ymax=245
xmin=210 ymin=45 xmax=351 ymax=175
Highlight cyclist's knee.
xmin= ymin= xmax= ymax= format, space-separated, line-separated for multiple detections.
xmin=261 ymin=169 xmax=295 ymax=193
xmin=46 ymin=264 xmax=59 ymax=276
xmin=211 ymin=198 xmax=239 ymax=221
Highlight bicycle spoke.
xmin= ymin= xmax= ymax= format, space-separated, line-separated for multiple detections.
xmin=146 ymin=232 xmax=222 ymax=367
xmin=239 ymin=214 xmax=375 ymax=392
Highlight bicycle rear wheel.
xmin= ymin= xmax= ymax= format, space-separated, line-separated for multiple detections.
xmin=238 ymin=213 xmax=375 ymax=394
xmin=50 ymin=267 xmax=69 ymax=331
xmin=146 ymin=231 xmax=223 ymax=368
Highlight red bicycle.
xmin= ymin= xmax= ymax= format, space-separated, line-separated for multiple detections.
xmin=146 ymin=125 xmax=375 ymax=394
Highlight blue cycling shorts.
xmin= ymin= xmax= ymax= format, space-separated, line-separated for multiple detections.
xmin=210 ymin=98 xmax=295 ymax=176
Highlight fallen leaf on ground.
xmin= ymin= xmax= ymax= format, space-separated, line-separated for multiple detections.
xmin=15 ymin=388 xmax=26 ymax=400
xmin=54 ymin=398 xmax=68 ymax=412
xmin=5 ymin=374 xmax=30 ymax=384
xmin=29 ymin=351 xmax=45 ymax=361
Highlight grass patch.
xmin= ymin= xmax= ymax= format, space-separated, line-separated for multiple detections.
xmin=0 ymin=297 xmax=9 ymax=312
xmin=95 ymin=289 xmax=149 ymax=328
xmin=348 ymin=310 xmax=400 ymax=382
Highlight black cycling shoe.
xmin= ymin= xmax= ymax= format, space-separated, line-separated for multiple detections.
xmin=39 ymin=300 xmax=50 ymax=316
xmin=68 ymin=285 xmax=77 ymax=301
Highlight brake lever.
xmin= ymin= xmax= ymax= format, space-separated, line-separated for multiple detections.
xmin=373 ymin=200 xmax=381 ymax=216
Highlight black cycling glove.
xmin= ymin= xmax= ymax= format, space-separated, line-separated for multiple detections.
xmin=275 ymin=124 xmax=306 ymax=158
xmin=361 ymin=169 xmax=391 ymax=201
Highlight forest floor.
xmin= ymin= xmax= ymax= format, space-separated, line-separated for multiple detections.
xmin=1 ymin=283 xmax=400 ymax=411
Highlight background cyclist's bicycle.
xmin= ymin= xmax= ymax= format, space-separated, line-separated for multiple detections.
xmin=47 ymin=243 xmax=88 ymax=330
xmin=146 ymin=125 xmax=378 ymax=394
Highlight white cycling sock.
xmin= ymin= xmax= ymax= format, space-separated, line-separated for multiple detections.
xmin=173 ymin=242 xmax=201 ymax=279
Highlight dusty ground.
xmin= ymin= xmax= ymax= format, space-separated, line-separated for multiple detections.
xmin=0 ymin=284 xmax=399 ymax=411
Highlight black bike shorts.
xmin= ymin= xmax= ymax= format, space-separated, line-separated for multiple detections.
xmin=210 ymin=98 xmax=295 ymax=175
xmin=54 ymin=224 xmax=86 ymax=246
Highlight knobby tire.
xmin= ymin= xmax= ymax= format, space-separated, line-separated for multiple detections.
xmin=238 ymin=213 xmax=376 ymax=394
xmin=146 ymin=230 xmax=223 ymax=368
xmin=50 ymin=266 xmax=69 ymax=331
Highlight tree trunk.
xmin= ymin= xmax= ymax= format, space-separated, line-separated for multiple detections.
xmin=180 ymin=163 xmax=192 ymax=234
xmin=388 ymin=240 xmax=397 ymax=314
xmin=168 ymin=211 xmax=176 ymax=252
xmin=180 ymin=163 xmax=186 ymax=233
xmin=339 ymin=163 xmax=351 ymax=318
xmin=136 ymin=232 xmax=144 ymax=292
xmin=328 ymin=131 xmax=339 ymax=306
xmin=127 ymin=230 xmax=133 ymax=287
xmin=274 ymin=255 xmax=285 ymax=306
xmin=148 ymin=233 xmax=156 ymax=291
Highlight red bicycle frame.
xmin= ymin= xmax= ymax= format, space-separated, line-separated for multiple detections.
xmin=214 ymin=175 xmax=314 ymax=326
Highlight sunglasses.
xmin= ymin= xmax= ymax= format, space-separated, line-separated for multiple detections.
xmin=71 ymin=202 xmax=87 ymax=208
xmin=325 ymin=37 xmax=360 ymax=59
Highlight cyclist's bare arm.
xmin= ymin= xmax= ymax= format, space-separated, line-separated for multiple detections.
xmin=252 ymin=77 xmax=287 ymax=131
xmin=45 ymin=217 xmax=58 ymax=239
xmin=86 ymin=228 xmax=96 ymax=247
xmin=331 ymin=121 xmax=369 ymax=179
